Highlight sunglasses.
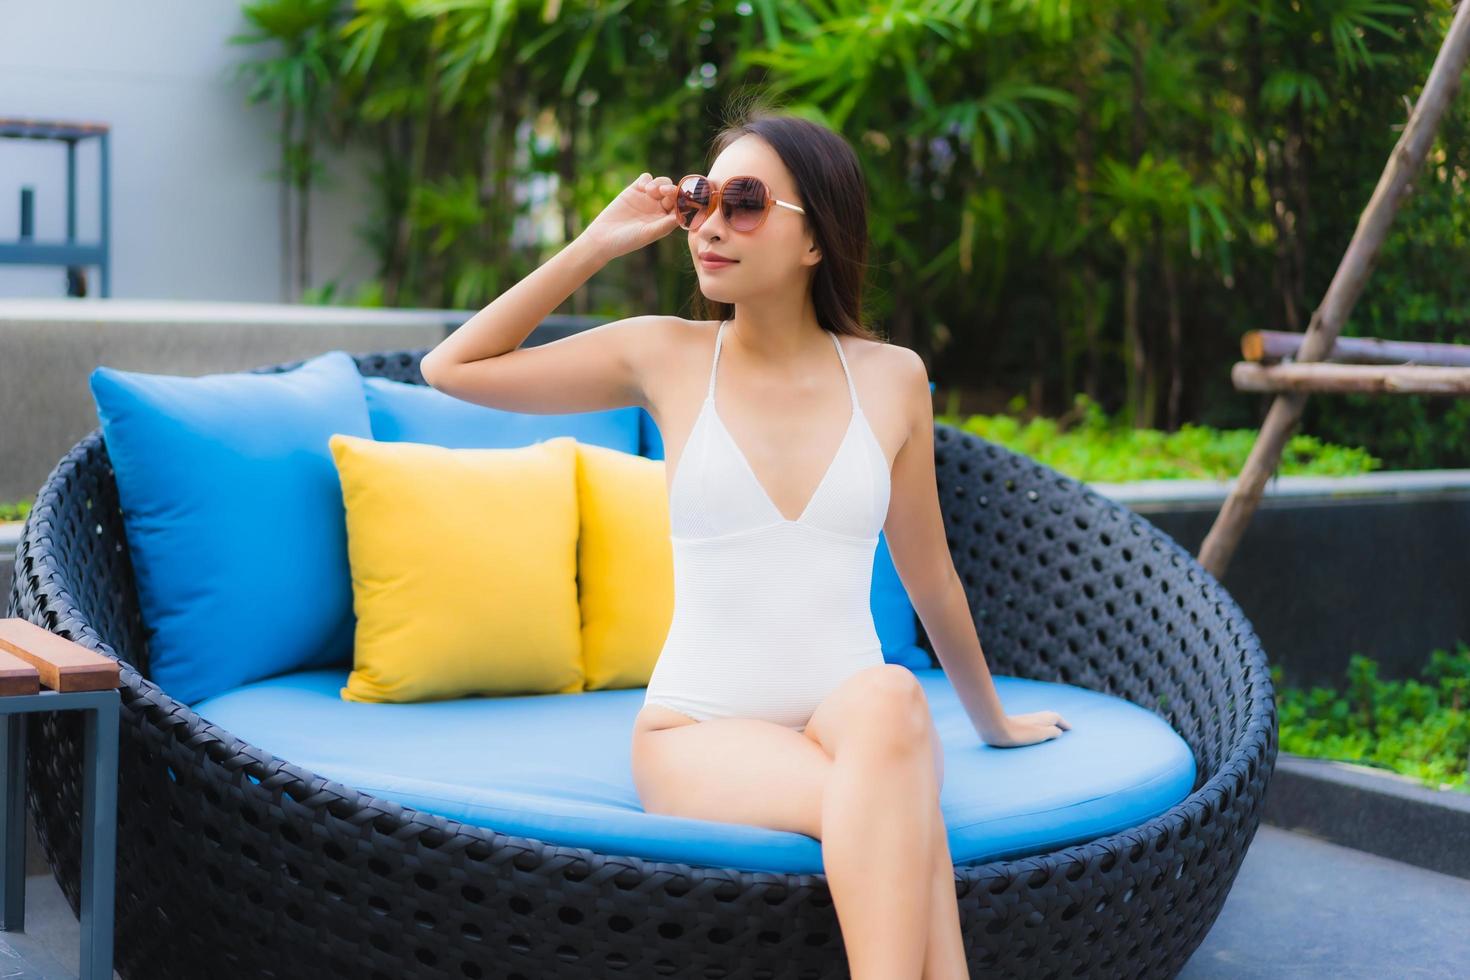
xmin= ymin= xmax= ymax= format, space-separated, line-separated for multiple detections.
xmin=674 ymin=174 xmax=807 ymax=233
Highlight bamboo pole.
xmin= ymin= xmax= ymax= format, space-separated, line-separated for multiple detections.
xmin=1242 ymin=329 xmax=1470 ymax=367
xmin=1197 ymin=1 xmax=1470 ymax=578
xmin=1232 ymin=361 xmax=1470 ymax=394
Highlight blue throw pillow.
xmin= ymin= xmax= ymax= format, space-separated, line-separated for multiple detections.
xmin=365 ymin=375 xmax=641 ymax=453
xmin=868 ymin=381 xmax=937 ymax=668
xmin=639 ymin=402 xmax=928 ymax=669
xmin=89 ymin=350 xmax=373 ymax=705
xmin=638 ymin=408 xmax=664 ymax=459
xmin=871 ymin=531 xmax=931 ymax=669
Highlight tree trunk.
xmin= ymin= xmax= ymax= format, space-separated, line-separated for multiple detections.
xmin=1124 ymin=242 xmax=1143 ymax=426
xmin=1266 ymin=134 xmax=1301 ymax=331
xmin=554 ymin=99 xmax=580 ymax=313
xmin=280 ymin=101 xmax=294 ymax=303
xmin=1127 ymin=18 xmax=1148 ymax=426
xmin=1074 ymin=66 xmax=1101 ymax=402
xmin=381 ymin=120 xmax=408 ymax=306
xmin=1164 ymin=243 xmax=1183 ymax=429
xmin=1289 ymin=94 xmax=1311 ymax=325
xmin=487 ymin=83 xmax=518 ymax=302
xmin=296 ymin=95 xmax=314 ymax=301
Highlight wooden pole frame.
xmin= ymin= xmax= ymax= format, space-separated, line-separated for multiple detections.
xmin=1196 ymin=1 xmax=1470 ymax=578
xmin=1242 ymin=329 xmax=1470 ymax=367
xmin=1232 ymin=362 xmax=1470 ymax=395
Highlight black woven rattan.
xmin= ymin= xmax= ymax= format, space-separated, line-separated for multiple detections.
xmin=9 ymin=347 xmax=1276 ymax=979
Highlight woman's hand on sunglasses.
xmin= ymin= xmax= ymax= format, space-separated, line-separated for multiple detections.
xmin=581 ymin=172 xmax=681 ymax=262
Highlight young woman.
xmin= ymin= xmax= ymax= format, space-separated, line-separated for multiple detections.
xmin=420 ymin=107 xmax=1071 ymax=980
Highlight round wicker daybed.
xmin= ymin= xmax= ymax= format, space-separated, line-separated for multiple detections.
xmin=8 ymin=347 xmax=1277 ymax=979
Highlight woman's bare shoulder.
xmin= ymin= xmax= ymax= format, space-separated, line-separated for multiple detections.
xmin=628 ymin=316 xmax=722 ymax=409
xmin=622 ymin=314 xmax=715 ymax=356
xmin=668 ymin=315 xmax=724 ymax=335
xmin=641 ymin=316 xmax=721 ymax=358
xmin=847 ymin=334 xmax=925 ymax=383
xmin=847 ymin=337 xmax=929 ymax=445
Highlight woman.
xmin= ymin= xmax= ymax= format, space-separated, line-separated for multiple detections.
xmin=420 ymin=107 xmax=1071 ymax=979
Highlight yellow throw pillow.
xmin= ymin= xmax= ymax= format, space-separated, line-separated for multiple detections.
xmin=574 ymin=442 xmax=675 ymax=690
xmin=329 ymin=433 xmax=583 ymax=703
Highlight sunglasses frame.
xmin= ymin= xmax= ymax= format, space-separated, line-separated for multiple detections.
xmin=675 ymin=173 xmax=806 ymax=233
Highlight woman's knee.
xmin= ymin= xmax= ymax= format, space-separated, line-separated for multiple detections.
xmin=812 ymin=665 xmax=933 ymax=760
xmin=862 ymin=666 xmax=931 ymax=745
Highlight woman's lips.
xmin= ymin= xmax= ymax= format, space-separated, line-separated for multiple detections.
xmin=699 ymin=255 xmax=738 ymax=269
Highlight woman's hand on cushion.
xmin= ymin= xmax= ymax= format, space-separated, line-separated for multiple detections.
xmin=982 ymin=710 xmax=1071 ymax=748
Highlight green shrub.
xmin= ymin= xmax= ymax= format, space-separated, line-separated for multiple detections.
xmin=938 ymin=393 xmax=1381 ymax=482
xmin=1273 ymin=643 xmax=1470 ymax=794
xmin=0 ymin=500 xmax=31 ymax=523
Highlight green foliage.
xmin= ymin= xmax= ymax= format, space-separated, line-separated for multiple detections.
xmin=1274 ymin=642 xmax=1470 ymax=794
xmin=938 ymin=392 xmax=1381 ymax=481
xmin=0 ymin=500 xmax=31 ymax=523
xmin=227 ymin=0 xmax=1470 ymax=467
xmin=1297 ymin=98 xmax=1470 ymax=470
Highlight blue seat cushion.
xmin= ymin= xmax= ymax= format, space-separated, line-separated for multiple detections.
xmin=194 ymin=667 xmax=1197 ymax=875
xmin=639 ymin=406 xmax=928 ymax=670
xmin=89 ymin=350 xmax=373 ymax=706
xmin=364 ymin=375 xmax=642 ymax=452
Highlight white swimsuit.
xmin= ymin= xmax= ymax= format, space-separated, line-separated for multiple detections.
xmin=642 ymin=319 xmax=892 ymax=731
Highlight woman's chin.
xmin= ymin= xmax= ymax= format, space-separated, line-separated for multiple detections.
xmin=698 ymin=285 xmax=740 ymax=304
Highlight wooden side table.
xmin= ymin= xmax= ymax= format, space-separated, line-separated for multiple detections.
xmin=0 ymin=618 xmax=121 ymax=980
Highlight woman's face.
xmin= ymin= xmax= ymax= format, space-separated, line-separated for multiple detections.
xmin=686 ymin=134 xmax=820 ymax=305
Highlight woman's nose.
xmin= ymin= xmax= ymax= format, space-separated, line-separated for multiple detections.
xmin=699 ymin=206 xmax=728 ymax=238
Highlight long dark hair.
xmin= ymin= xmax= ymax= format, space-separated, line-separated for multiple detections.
xmin=689 ymin=95 xmax=882 ymax=342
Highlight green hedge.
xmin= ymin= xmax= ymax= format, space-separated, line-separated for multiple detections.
xmin=936 ymin=393 xmax=1380 ymax=483
xmin=1274 ymin=644 xmax=1470 ymax=796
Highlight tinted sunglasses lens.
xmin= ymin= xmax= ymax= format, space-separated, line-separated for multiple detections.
xmin=724 ymin=177 xmax=769 ymax=231
xmin=676 ymin=177 xmax=712 ymax=229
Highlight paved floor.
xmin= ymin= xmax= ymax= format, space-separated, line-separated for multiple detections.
xmin=0 ymin=873 xmax=117 ymax=980
xmin=6 ymin=823 xmax=1466 ymax=978
xmin=1180 ymin=824 xmax=1469 ymax=978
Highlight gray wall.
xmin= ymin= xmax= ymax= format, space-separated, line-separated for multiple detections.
xmin=0 ymin=0 xmax=376 ymax=301
xmin=0 ymin=298 xmax=460 ymax=501
xmin=0 ymin=301 xmax=613 ymax=503
xmin=1125 ymin=484 xmax=1470 ymax=690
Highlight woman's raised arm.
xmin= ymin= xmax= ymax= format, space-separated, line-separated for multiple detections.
xmin=420 ymin=172 xmax=681 ymax=415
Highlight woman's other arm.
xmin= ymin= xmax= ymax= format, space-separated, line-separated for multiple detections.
xmin=881 ymin=349 xmax=1071 ymax=748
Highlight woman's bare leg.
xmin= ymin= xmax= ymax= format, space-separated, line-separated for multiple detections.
xmin=631 ymin=706 xmax=829 ymax=838
xmin=920 ymin=801 xmax=968 ymax=979
xmin=803 ymin=666 xmax=943 ymax=980
xmin=633 ymin=665 xmax=950 ymax=978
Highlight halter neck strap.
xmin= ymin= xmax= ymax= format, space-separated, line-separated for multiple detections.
xmin=706 ymin=320 xmax=727 ymax=398
xmin=707 ymin=319 xmax=859 ymax=410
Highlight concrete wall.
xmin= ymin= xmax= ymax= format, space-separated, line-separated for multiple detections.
xmin=1111 ymin=475 xmax=1470 ymax=690
xmin=0 ymin=297 xmax=615 ymax=503
xmin=0 ymin=0 xmax=377 ymax=301
xmin=0 ymin=297 xmax=462 ymax=501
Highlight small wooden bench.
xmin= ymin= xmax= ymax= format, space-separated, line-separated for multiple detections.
xmin=0 ymin=619 xmax=121 ymax=695
xmin=0 ymin=618 xmax=121 ymax=980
